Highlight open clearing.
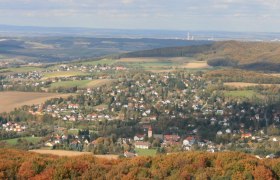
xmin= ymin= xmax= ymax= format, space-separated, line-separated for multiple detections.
xmin=0 ymin=66 xmax=43 ymax=74
xmin=1 ymin=137 xmax=42 ymax=145
xmin=118 ymin=57 xmax=194 ymax=63
xmin=224 ymin=82 xmax=280 ymax=88
xmin=50 ymin=79 xmax=114 ymax=89
xmin=118 ymin=58 xmax=211 ymax=71
xmin=43 ymin=71 xmax=88 ymax=79
xmin=135 ymin=148 xmax=157 ymax=156
xmin=182 ymin=61 xmax=210 ymax=69
xmin=118 ymin=57 xmax=171 ymax=63
xmin=30 ymin=149 xmax=119 ymax=159
xmin=224 ymin=90 xmax=258 ymax=99
xmin=0 ymin=91 xmax=70 ymax=113
xmin=270 ymin=73 xmax=280 ymax=77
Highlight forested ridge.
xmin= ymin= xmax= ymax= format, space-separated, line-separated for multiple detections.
xmin=205 ymin=69 xmax=280 ymax=84
xmin=1 ymin=149 xmax=280 ymax=179
xmin=119 ymin=41 xmax=280 ymax=72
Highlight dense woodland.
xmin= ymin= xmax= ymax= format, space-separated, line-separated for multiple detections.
xmin=1 ymin=149 xmax=280 ymax=179
xmin=119 ymin=41 xmax=280 ymax=72
xmin=205 ymin=69 xmax=280 ymax=84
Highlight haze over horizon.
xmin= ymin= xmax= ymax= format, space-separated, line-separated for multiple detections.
xmin=1 ymin=0 xmax=280 ymax=32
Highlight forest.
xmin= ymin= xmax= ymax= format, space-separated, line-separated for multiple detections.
xmin=205 ymin=69 xmax=280 ymax=84
xmin=119 ymin=41 xmax=280 ymax=72
xmin=1 ymin=149 xmax=280 ymax=179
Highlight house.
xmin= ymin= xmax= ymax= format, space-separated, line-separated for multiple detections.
xmin=149 ymin=116 xmax=157 ymax=121
xmin=241 ymin=133 xmax=252 ymax=138
xmin=266 ymin=154 xmax=277 ymax=159
xmin=164 ymin=135 xmax=180 ymax=142
xmin=134 ymin=134 xmax=145 ymax=141
xmin=68 ymin=104 xmax=79 ymax=109
xmin=216 ymin=110 xmax=224 ymax=115
xmin=69 ymin=116 xmax=77 ymax=122
xmin=124 ymin=151 xmax=136 ymax=158
xmin=135 ymin=141 xmax=150 ymax=149
xmin=45 ymin=142 xmax=55 ymax=147
xmin=225 ymin=129 xmax=231 ymax=134
xmin=183 ymin=136 xmax=196 ymax=146
xmin=54 ymin=139 xmax=61 ymax=144
xmin=116 ymin=66 xmax=126 ymax=71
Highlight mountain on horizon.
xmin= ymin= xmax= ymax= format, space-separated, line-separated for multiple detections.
xmin=1 ymin=24 xmax=280 ymax=41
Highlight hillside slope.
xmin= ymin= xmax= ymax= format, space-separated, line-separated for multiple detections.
xmin=1 ymin=149 xmax=280 ymax=179
xmin=120 ymin=41 xmax=280 ymax=71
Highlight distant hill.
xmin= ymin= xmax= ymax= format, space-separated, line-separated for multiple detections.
xmin=0 ymin=37 xmax=211 ymax=63
xmin=1 ymin=149 xmax=280 ymax=179
xmin=120 ymin=41 xmax=280 ymax=71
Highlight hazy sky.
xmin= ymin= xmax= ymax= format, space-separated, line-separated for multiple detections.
xmin=0 ymin=0 xmax=280 ymax=32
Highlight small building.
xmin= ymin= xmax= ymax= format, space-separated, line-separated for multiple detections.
xmin=241 ymin=133 xmax=252 ymax=138
xmin=148 ymin=126 xmax=153 ymax=138
xmin=135 ymin=141 xmax=150 ymax=149
xmin=183 ymin=136 xmax=196 ymax=146
xmin=124 ymin=151 xmax=136 ymax=158
xmin=45 ymin=142 xmax=55 ymax=147
xmin=134 ymin=134 xmax=145 ymax=141
xmin=164 ymin=135 xmax=180 ymax=142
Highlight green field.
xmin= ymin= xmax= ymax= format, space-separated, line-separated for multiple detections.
xmin=0 ymin=66 xmax=43 ymax=73
xmin=68 ymin=129 xmax=79 ymax=135
xmin=50 ymin=80 xmax=91 ymax=89
xmin=2 ymin=137 xmax=42 ymax=145
xmin=224 ymin=90 xmax=258 ymax=98
xmin=43 ymin=71 xmax=89 ymax=79
xmin=50 ymin=79 xmax=114 ymax=89
xmin=135 ymin=148 xmax=157 ymax=156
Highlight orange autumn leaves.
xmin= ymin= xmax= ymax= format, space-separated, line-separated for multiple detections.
xmin=0 ymin=149 xmax=279 ymax=179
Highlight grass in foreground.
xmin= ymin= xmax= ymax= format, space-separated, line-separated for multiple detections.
xmin=135 ymin=148 xmax=157 ymax=156
xmin=224 ymin=90 xmax=258 ymax=99
xmin=2 ymin=137 xmax=42 ymax=145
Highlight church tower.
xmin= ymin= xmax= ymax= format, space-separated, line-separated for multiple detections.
xmin=148 ymin=126 xmax=153 ymax=138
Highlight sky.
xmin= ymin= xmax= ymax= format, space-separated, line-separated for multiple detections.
xmin=0 ymin=0 xmax=280 ymax=32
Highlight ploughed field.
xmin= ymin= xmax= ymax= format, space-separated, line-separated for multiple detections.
xmin=0 ymin=91 xmax=70 ymax=113
xmin=49 ymin=79 xmax=115 ymax=89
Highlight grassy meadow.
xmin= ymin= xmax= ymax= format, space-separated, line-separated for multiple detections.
xmin=135 ymin=148 xmax=157 ymax=156
xmin=43 ymin=71 xmax=89 ymax=79
xmin=224 ymin=90 xmax=258 ymax=99
xmin=2 ymin=137 xmax=42 ymax=145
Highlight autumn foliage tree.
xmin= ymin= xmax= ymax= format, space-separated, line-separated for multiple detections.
xmin=1 ymin=149 xmax=280 ymax=179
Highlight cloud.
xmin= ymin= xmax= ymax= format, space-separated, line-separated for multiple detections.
xmin=0 ymin=0 xmax=279 ymax=31
xmin=121 ymin=0 xmax=134 ymax=4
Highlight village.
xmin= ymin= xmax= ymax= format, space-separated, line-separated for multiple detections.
xmin=0 ymin=63 xmax=127 ymax=92
xmin=1 ymin=67 xmax=279 ymax=157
